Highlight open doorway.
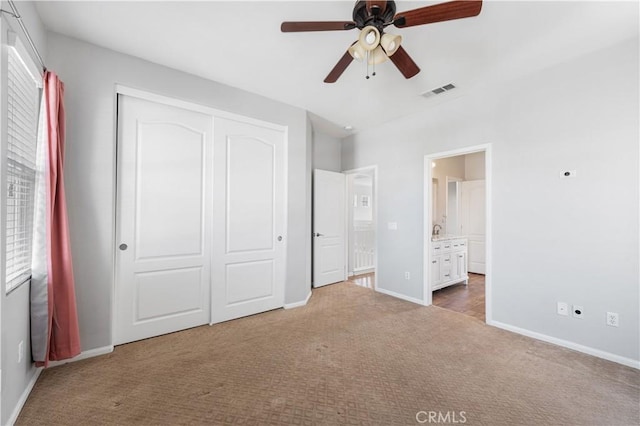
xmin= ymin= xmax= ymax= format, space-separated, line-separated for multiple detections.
xmin=344 ymin=166 xmax=377 ymax=290
xmin=424 ymin=146 xmax=491 ymax=322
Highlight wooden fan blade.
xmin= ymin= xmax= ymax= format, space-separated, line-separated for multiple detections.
xmin=389 ymin=46 xmax=420 ymax=79
xmin=394 ymin=0 xmax=482 ymax=28
xmin=366 ymin=0 xmax=387 ymax=14
xmin=324 ymin=50 xmax=354 ymax=83
xmin=281 ymin=21 xmax=356 ymax=32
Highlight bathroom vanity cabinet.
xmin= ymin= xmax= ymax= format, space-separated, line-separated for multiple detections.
xmin=431 ymin=238 xmax=468 ymax=290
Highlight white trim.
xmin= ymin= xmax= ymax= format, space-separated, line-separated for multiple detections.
xmin=6 ymin=368 xmax=42 ymax=426
xmin=284 ymin=291 xmax=312 ymax=309
xmin=114 ymin=85 xmax=286 ymax=133
xmin=376 ymin=287 xmax=424 ymax=306
xmin=8 ymin=346 xmax=114 ymax=424
xmin=423 ymin=144 xmax=493 ymax=323
xmin=47 ymin=345 xmax=114 ymax=368
xmin=342 ymin=165 xmax=378 ymax=291
xmin=489 ymin=320 xmax=640 ymax=370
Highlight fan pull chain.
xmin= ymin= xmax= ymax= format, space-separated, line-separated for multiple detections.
xmin=366 ymin=51 xmax=370 ymax=79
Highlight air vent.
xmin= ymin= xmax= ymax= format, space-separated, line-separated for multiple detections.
xmin=421 ymin=83 xmax=457 ymax=98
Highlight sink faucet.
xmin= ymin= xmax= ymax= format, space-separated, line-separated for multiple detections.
xmin=432 ymin=224 xmax=442 ymax=237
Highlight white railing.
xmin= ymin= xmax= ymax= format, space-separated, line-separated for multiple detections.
xmin=354 ymin=222 xmax=375 ymax=271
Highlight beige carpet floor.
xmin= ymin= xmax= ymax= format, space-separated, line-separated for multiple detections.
xmin=17 ymin=282 xmax=639 ymax=425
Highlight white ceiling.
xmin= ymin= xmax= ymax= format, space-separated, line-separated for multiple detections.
xmin=35 ymin=1 xmax=638 ymax=137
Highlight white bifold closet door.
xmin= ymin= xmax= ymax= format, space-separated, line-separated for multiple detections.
xmin=116 ymin=94 xmax=286 ymax=345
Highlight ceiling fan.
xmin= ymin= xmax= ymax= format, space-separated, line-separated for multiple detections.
xmin=281 ymin=0 xmax=483 ymax=83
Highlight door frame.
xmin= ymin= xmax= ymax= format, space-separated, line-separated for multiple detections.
xmin=423 ymin=144 xmax=492 ymax=323
xmin=343 ymin=165 xmax=378 ymax=291
xmin=113 ymin=85 xmax=289 ymax=343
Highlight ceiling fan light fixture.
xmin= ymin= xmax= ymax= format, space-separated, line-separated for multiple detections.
xmin=358 ymin=25 xmax=380 ymax=51
xmin=348 ymin=42 xmax=366 ymax=61
xmin=380 ymin=33 xmax=402 ymax=56
xmin=367 ymin=46 xmax=388 ymax=65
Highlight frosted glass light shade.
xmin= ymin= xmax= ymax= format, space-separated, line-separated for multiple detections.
xmin=358 ymin=26 xmax=380 ymax=51
xmin=380 ymin=33 xmax=402 ymax=56
xmin=348 ymin=43 xmax=367 ymax=61
xmin=367 ymin=46 xmax=388 ymax=65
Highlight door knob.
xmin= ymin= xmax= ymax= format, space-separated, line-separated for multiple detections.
xmin=277 ymin=236 xmax=283 ymax=241
xmin=119 ymin=243 xmax=128 ymax=251
xmin=314 ymin=233 xmax=324 ymax=237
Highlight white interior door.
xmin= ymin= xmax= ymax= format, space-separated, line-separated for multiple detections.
xmin=460 ymin=180 xmax=486 ymax=274
xmin=116 ymin=95 xmax=212 ymax=345
xmin=211 ymin=116 xmax=286 ymax=324
xmin=313 ymin=169 xmax=346 ymax=287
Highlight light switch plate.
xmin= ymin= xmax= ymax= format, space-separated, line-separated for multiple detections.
xmin=388 ymin=222 xmax=398 ymax=230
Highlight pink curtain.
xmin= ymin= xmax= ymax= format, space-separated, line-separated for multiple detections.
xmin=31 ymin=71 xmax=81 ymax=367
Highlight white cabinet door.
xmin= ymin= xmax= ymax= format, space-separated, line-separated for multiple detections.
xmin=211 ymin=117 xmax=286 ymax=324
xmin=460 ymin=180 xmax=486 ymax=274
xmin=115 ymin=95 xmax=213 ymax=345
xmin=450 ymin=252 xmax=461 ymax=282
xmin=313 ymin=169 xmax=346 ymax=287
xmin=458 ymin=251 xmax=468 ymax=279
xmin=431 ymin=256 xmax=442 ymax=287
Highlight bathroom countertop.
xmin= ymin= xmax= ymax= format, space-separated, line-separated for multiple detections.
xmin=431 ymin=235 xmax=467 ymax=242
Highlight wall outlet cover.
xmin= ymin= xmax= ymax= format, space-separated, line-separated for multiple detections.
xmin=606 ymin=312 xmax=619 ymax=327
xmin=557 ymin=302 xmax=568 ymax=316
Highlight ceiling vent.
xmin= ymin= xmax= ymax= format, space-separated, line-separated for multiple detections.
xmin=421 ymin=83 xmax=456 ymax=99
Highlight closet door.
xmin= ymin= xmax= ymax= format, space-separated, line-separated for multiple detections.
xmin=115 ymin=95 xmax=213 ymax=345
xmin=211 ymin=116 xmax=286 ymax=324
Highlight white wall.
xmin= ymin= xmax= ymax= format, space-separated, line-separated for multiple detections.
xmin=342 ymin=37 xmax=639 ymax=363
xmin=0 ymin=1 xmax=47 ymax=423
xmin=312 ymin=131 xmax=341 ymax=172
xmin=45 ymin=32 xmax=312 ymax=355
xmin=465 ymin=151 xmax=485 ymax=180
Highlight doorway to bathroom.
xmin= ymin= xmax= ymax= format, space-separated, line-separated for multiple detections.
xmin=424 ymin=145 xmax=491 ymax=322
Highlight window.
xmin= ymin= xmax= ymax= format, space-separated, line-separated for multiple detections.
xmin=5 ymin=47 xmax=40 ymax=293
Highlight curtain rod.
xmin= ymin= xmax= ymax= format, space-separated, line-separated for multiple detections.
xmin=1 ymin=0 xmax=47 ymax=71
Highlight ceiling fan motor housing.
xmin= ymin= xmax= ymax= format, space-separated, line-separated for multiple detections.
xmin=352 ymin=0 xmax=397 ymax=33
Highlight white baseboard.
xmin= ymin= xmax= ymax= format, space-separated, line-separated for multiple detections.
xmin=488 ymin=320 xmax=640 ymax=370
xmin=375 ymin=287 xmax=425 ymax=306
xmin=6 ymin=368 xmax=42 ymax=426
xmin=47 ymin=345 xmax=114 ymax=368
xmin=284 ymin=291 xmax=312 ymax=309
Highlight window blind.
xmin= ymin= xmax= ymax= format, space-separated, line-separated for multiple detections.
xmin=5 ymin=48 xmax=40 ymax=292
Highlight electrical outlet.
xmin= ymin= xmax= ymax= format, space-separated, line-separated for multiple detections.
xmin=404 ymin=272 xmax=411 ymax=280
xmin=557 ymin=302 xmax=568 ymax=316
xmin=18 ymin=340 xmax=24 ymax=363
xmin=606 ymin=312 xmax=619 ymax=327
xmin=572 ymin=305 xmax=584 ymax=319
